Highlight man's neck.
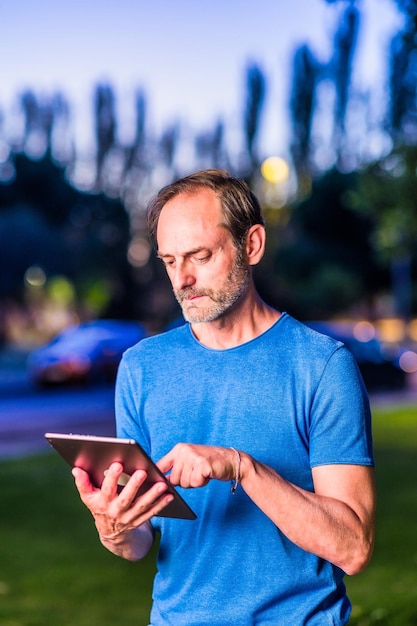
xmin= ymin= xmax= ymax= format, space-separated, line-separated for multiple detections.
xmin=190 ymin=291 xmax=281 ymax=350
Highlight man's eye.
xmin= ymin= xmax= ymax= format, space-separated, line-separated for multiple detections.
xmin=194 ymin=254 xmax=210 ymax=264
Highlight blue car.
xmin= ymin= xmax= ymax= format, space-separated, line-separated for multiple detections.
xmin=27 ymin=319 xmax=147 ymax=386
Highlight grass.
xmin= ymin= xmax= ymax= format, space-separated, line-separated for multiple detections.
xmin=346 ymin=404 xmax=417 ymax=626
xmin=0 ymin=404 xmax=416 ymax=625
xmin=0 ymin=455 xmax=157 ymax=626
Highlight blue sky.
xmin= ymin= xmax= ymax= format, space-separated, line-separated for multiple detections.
xmin=0 ymin=0 xmax=403 ymax=159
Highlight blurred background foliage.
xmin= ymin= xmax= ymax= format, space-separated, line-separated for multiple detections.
xmin=2 ymin=0 xmax=417 ymax=345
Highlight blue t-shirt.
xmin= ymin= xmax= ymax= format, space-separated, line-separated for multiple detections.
xmin=115 ymin=313 xmax=374 ymax=626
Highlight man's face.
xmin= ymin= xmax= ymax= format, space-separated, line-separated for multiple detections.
xmin=156 ymin=189 xmax=250 ymax=323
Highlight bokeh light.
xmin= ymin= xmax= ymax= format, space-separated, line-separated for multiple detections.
xmin=399 ymin=350 xmax=417 ymax=373
xmin=128 ymin=237 xmax=151 ymax=268
xmin=353 ymin=321 xmax=375 ymax=342
xmin=261 ymin=156 xmax=290 ymax=184
xmin=376 ymin=318 xmax=406 ymax=343
xmin=24 ymin=265 xmax=46 ymax=288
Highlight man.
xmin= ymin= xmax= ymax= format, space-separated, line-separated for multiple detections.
xmin=73 ymin=169 xmax=376 ymax=625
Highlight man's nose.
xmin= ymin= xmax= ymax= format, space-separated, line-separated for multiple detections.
xmin=171 ymin=262 xmax=196 ymax=291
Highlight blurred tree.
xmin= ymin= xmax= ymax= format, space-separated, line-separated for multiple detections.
xmin=289 ymin=44 xmax=319 ymax=185
xmin=46 ymin=92 xmax=72 ymax=162
xmin=19 ymin=90 xmax=72 ymax=161
xmin=388 ymin=0 xmax=417 ymax=140
xmin=348 ymin=145 xmax=417 ymax=318
xmin=124 ymin=89 xmax=147 ymax=174
xmin=256 ymin=169 xmax=381 ymax=319
xmin=195 ymin=120 xmax=228 ymax=169
xmin=0 ymin=205 xmax=66 ymax=298
xmin=159 ymin=123 xmax=180 ymax=170
xmin=340 ymin=0 xmax=417 ymax=319
xmin=331 ymin=3 xmax=360 ymax=162
xmin=244 ymin=63 xmax=266 ymax=172
xmin=20 ymin=90 xmax=40 ymax=146
xmin=211 ymin=121 xmax=227 ymax=168
xmin=3 ymin=153 xmax=78 ymax=226
xmin=94 ymin=83 xmax=117 ymax=187
xmin=3 ymin=0 xmax=414 ymax=329
xmin=0 ymin=153 xmax=137 ymax=318
xmin=289 ymin=2 xmax=361 ymax=179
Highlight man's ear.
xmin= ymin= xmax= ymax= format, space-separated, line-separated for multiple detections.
xmin=245 ymin=224 xmax=266 ymax=266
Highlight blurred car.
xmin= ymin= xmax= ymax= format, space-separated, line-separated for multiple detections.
xmin=305 ymin=320 xmax=406 ymax=391
xmin=27 ymin=319 xmax=147 ymax=386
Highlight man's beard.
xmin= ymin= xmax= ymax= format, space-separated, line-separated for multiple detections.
xmin=174 ymin=250 xmax=250 ymax=324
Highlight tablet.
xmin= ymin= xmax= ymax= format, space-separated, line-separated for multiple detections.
xmin=44 ymin=433 xmax=196 ymax=520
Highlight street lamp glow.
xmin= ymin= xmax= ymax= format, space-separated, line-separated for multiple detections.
xmin=261 ymin=156 xmax=290 ymax=184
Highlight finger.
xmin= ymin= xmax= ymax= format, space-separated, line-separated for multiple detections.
xmin=115 ymin=469 xmax=149 ymax=507
xmin=72 ymin=467 xmax=95 ymax=496
xmin=191 ymin=466 xmax=211 ymax=488
xmin=171 ymin=463 xmax=196 ymax=488
xmin=100 ymin=462 xmax=125 ymax=499
xmin=156 ymin=451 xmax=174 ymax=475
xmin=147 ymin=492 xmax=175 ymax=518
xmin=165 ymin=464 xmax=181 ymax=486
xmin=175 ymin=456 xmax=213 ymax=489
xmin=138 ymin=480 xmax=167 ymax=505
xmin=130 ymin=482 xmax=174 ymax=523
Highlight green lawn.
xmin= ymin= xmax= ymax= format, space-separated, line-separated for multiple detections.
xmin=0 ymin=454 xmax=157 ymax=626
xmin=0 ymin=404 xmax=416 ymax=625
xmin=346 ymin=404 xmax=417 ymax=626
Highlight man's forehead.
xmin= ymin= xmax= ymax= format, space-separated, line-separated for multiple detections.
xmin=157 ymin=191 xmax=227 ymax=243
xmin=160 ymin=189 xmax=220 ymax=217
xmin=157 ymin=221 xmax=231 ymax=259
xmin=157 ymin=224 xmax=228 ymax=256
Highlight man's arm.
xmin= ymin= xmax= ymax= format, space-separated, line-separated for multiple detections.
xmin=239 ymin=456 xmax=376 ymax=575
xmin=72 ymin=462 xmax=173 ymax=561
xmin=157 ymin=444 xmax=376 ymax=575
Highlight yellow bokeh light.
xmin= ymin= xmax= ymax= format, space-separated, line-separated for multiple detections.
xmin=407 ymin=319 xmax=417 ymax=341
xmin=261 ymin=156 xmax=290 ymax=184
xmin=376 ymin=318 xmax=406 ymax=343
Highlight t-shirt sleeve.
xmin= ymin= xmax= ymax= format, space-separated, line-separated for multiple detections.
xmin=308 ymin=345 xmax=374 ymax=468
xmin=114 ymin=350 xmax=151 ymax=452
